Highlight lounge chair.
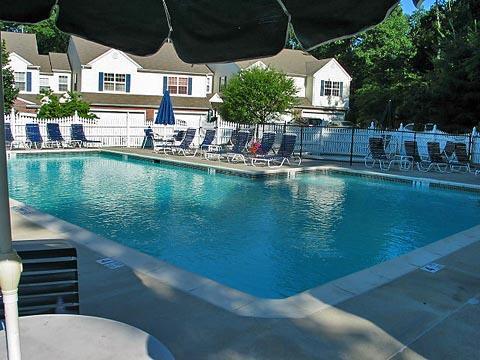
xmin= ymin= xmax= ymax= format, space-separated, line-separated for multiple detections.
xmin=251 ymin=133 xmax=300 ymax=167
xmin=163 ymin=128 xmax=197 ymax=156
xmin=153 ymin=130 xmax=185 ymax=152
xmin=364 ymin=137 xmax=397 ymax=171
xmin=205 ymin=131 xmax=249 ymax=162
xmin=450 ymin=142 xmax=471 ymax=172
xmin=46 ymin=123 xmax=66 ymax=148
xmin=443 ymin=141 xmax=456 ymax=162
xmin=404 ymin=140 xmax=429 ymax=171
xmin=425 ymin=142 xmax=449 ymax=172
xmin=248 ymin=131 xmax=276 ymax=159
xmin=25 ymin=123 xmax=43 ymax=149
xmin=70 ymin=124 xmax=102 ymax=147
xmin=199 ymin=129 xmax=217 ymax=155
xmin=4 ymin=123 xmax=23 ymax=150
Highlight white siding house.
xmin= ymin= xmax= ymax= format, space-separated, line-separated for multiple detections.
xmin=209 ymin=49 xmax=352 ymax=123
xmin=67 ymin=36 xmax=213 ymax=124
xmin=2 ymin=31 xmax=72 ymax=114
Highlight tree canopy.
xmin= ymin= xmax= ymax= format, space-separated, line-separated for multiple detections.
xmin=312 ymin=0 xmax=480 ymax=132
xmin=1 ymin=40 xmax=18 ymax=113
xmin=0 ymin=8 xmax=69 ymax=54
xmin=219 ymin=67 xmax=298 ymax=124
xmin=37 ymin=90 xmax=97 ymax=119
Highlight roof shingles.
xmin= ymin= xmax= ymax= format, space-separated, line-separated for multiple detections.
xmin=235 ymin=49 xmax=332 ymax=76
xmin=71 ymin=36 xmax=211 ymax=74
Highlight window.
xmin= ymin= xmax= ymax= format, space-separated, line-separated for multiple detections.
xmin=14 ymin=72 xmax=26 ymax=91
xmin=58 ymin=76 xmax=69 ymax=92
xmin=40 ymin=77 xmax=50 ymax=92
xmin=103 ymin=73 xmax=126 ymax=92
xmin=323 ymin=80 xmax=342 ymax=97
xmin=206 ymin=76 xmax=212 ymax=94
xmin=168 ymin=76 xmax=188 ymax=95
xmin=219 ymin=76 xmax=227 ymax=91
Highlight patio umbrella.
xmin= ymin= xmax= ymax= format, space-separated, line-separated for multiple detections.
xmin=1 ymin=0 xmax=422 ymax=63
xmin=0 ymin=1 xmax=421 ymax=359
xmin=155 ymin=90 xmax=176 ymax=126
xmin=155 ymin=90 xmax=176 ymax=140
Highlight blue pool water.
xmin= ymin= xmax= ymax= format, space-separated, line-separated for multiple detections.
xmin=7 ymin=152 xmax=480 ymax=298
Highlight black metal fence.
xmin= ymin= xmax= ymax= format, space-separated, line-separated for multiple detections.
xmin=217 ymin=122 xmax=479 ymax=165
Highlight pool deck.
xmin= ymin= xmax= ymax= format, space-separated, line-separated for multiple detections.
xmin=10 ymin=210 xmax=480 ymax=359
xmin=7 ymin=147 xmax=480 ymax=360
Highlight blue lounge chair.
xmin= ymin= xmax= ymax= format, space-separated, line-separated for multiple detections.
xmin=163 ymin=128 xmax=197 ymax=156
xmin=46 ymin=123 xmax=66 ymax=148
xmin=252 ymin=132 xmax=276 ymax=157
xmin=251 ymin=133 xmax=300 ymax=167
xmin=70 ymin=124 xmax=102 ymax=147
xmin=4 ymin=123 xmax=23 ymax=150
xmin=25 ymin=123 xmax=43 ymax=149
xmin=205 ymin=131 xmax=249 ymax=163
xmin=153 ymin=130 xmax=186 ymax=152
xmin=199 ymin=129 xmax=217 ymax=154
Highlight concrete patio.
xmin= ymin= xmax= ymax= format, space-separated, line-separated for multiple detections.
xmin=10 ymin=208 xmax=480 ymax=360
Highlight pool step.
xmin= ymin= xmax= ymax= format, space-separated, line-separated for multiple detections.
xmin=0 ymin=240 xmax=80 ymax=318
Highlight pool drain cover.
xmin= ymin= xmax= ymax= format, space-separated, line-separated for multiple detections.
xmin=421 ymin=263 xmax=445 ymax=273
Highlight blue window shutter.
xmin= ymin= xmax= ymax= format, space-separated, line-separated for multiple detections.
xmin=188 ymin=77 xmax=192 ymax=95
xmin=126 ymin=74 xmax=131 ymax=92
xmin=98 ymin=72 xmax=104 ymax=91
xmin=320 ymin=80 xmax=325 ymax=96
xmin=26 ymin=72 xmax=32 ymax=92
xmin=163 ymin=76 xmax=168 ymax=92
xmin=339 ymin=82 xmax=343 ymax=97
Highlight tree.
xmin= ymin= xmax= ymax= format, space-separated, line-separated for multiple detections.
xmin=219 ymin=67 xmax=298 ymax=124
xmin=37 ymin=90 xmax=97 ymax=119
xmin=1 ymin=40 xmax=19 ymax=113
xmin=24 ymin=8 xmax=69 ymax=54
xmin=1 ymin=8 xmax=69 ymax=54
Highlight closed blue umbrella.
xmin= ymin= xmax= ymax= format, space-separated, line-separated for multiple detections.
xmin=155 ymin=90 xmax=175 ymax=125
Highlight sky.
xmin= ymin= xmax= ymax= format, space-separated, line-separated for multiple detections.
xmin=401 ymin=0 xmax=436 ymax=14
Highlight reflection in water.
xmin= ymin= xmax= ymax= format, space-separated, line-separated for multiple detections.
xmin=8 ymin=153 xmax=480 ymax=298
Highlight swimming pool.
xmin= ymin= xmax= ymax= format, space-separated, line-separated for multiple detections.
xmin=7 ymin=152 xmax=480 ymax=298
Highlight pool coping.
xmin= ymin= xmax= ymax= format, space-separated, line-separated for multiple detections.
xmin=101 ymin=149 xmax=480 ymax=193
xmin=10 ymin=198 xmax=480 ymax=319
xmin=9 ymin=148 xmax=480 ymax=193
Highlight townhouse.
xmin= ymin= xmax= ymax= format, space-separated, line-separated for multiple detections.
xmin=208 ymin=49 xmax=352 ymax=123
xmin=3 ymin=31 xmax=351 ymax=125
xmin=2 ymin=31 xmax=71 ymax=114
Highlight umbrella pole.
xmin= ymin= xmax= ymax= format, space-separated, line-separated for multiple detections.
xmin=0 ymin=31 xmax=23 ymax=360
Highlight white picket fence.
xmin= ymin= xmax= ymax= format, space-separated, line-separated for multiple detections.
xmin=5 ymin=111 xmax=480 ymax=163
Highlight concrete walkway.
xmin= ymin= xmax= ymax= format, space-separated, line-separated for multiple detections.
xmin=11 ymin=212 xmax=480 ymax=360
